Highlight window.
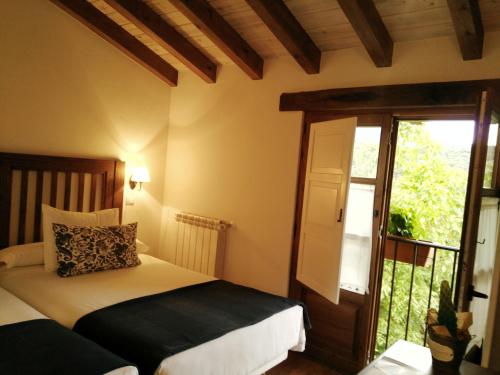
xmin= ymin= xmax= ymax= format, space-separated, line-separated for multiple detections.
xmin=351 ymin=127 xmax=381 ymax=179
xmin=341 ymin=183 xmax=375 ymax=293
xmin=341 ymin=126 xmax=381 ymax=294
xmin=484 ymin=115 xmax=499 ymax=188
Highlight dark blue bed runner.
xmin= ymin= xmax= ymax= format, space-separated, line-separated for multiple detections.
xmin=0 ymin=319 xmax=133 ymax=375
xmin=74 ymin=280 xmax=310 ymax=375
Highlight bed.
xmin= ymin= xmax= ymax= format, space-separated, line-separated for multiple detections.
xmin=0 ymin=152 xmax=307 ymax=375
xmin=0 ymin=287 xmax=138 ymax=375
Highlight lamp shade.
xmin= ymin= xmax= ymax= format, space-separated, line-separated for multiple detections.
xmin=130 ymin=166 xmax=151 ymax=183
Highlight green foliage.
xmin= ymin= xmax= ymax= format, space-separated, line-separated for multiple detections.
xmin=387 ymin=209 xmax=414 ymax=238
xmin=438 ymin=280 xmax=458 ymax=337
xmin=375 ymin=121 xmax=471 ymax=355
xmin=351 ymin=129 xmax=380 ymax=178
xmin=389 ymin=123 xmax=468 ymax=247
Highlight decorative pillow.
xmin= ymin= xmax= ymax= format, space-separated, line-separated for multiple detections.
xmin=52 ymin=222 xmax=140 ymax=278
xmin=0 ymin=242 xmax=44 ymax=269
xmin=42 ymin=204 xmax=120 ymax=272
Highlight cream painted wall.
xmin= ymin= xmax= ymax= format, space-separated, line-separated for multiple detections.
xmin=165 ymin=31 xmax=500 ymax=296
xmin=0 ymin=0 xmax=171 ymax=254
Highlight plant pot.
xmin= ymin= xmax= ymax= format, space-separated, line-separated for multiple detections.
xmin=427 ymin=325 xmax=471 ymax=374
xmin=384 ymin=238 xmax=432 ymax=267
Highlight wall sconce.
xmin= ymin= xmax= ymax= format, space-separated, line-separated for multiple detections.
xmin=129 ymin=166 xmax=151 ymax=191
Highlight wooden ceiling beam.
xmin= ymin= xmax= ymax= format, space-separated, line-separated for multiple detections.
xmin=337 ymin=0 xmax=393 ymax=68
xmin=447 ymin=0 xmax=484 ymax=60
xmin=103 ymin=0 xmax=217 ymax=83
xmin=280 ymin=79 xmax=500 ymax=112
xmin=245 ymin=0 xmax=321 ymax=74
xmin=169 ymin=0 xmax=263 ymax=80
xmin=50 ymin=0 xmax=178 ymax=86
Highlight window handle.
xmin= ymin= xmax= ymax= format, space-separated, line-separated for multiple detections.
xmin=337 ymin=209 xmax=343 ymax=223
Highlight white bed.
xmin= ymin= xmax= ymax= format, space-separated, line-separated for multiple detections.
xmin=0 ymin=287 xmax=45 ymax=325
xmin=0 ymin=254 xmax=306 ymax=375
xmin=0 ymin=287 xmax=138 ymax=375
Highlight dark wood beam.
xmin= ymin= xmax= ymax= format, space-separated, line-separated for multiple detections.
xmin=337 ymin=0 xmax=393 ymax=67
xmin=169 ymin=0 xmax=263 ymax=80
xmin=280 ymin=79 xmax=500 ymax=112
xmin=245 ymin=0 xmax=320 ymax=74
xmin=103 ymin=0 xmax=217 ymax=83
xmin=50 ymin=0 xmax=178 ymax=86
xmin=447 ymin=0 xmax=484 ymax=60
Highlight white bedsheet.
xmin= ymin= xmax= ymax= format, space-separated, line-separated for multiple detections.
xmin=0 ymin=287 xmax=138 ymax=375
xmin=0 ymin=254 xmax=306 ymax=375
xmin=0 ymin=287 xmax=45 ymax=325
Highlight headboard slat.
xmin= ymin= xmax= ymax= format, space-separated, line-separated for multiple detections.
xmin=90 ymin=174 xmax=97 ymax=212
xmin=64 ymin=172 xmax=71 ymax=211
xmin=104 ymin=172 xmax=113 ymax=210
xmin=34 ymin=170 xmax=43 ymax=242
xmin=77 ymin=173 xmax=85 ymax=212
xmin=113 ymin=163 xmax=125 ymax=223
xmin=50 ymin=172 xmax=57 ymax=207
xmin=18 ymin=170 xmax=29 ymax=244
xmin=0 ymin=163 xmax=12 ymax=249
xmin=0 ymin=153 xmax=125 ymax=249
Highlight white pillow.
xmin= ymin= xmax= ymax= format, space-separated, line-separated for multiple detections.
xmin=42 ymin=204 xmax=120 ymax=272
xmin=136 ymin=239 xmax=150 ymax=254
xmin=0 ymin=242 xmax=44 ymax=269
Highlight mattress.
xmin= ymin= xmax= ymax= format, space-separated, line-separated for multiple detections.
xmin=0 ymin=287 xmax=137 ymax=375
xmin=0 ymin=254 xmax=306 ymax=375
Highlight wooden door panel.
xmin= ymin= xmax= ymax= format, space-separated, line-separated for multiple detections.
xmin=304 ymin=182 xmax=339 ymax=229
xmin=302 ymin=287 xmax=366 ymax=373
xmin=297 ymin=118 xmax=356 ymax=305
xmin=304 ymin=291 xmax=359 ymax=349
xmin=458 ymin=88 xmax=500 ymax=311
xmin=310 ymin=131 xmax=346 ymax=174
xmin=290 ymin=114 xmax=392 ymax=374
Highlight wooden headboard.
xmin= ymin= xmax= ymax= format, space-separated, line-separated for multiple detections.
xmin=0 ymin=153 xmax=125 ymax=249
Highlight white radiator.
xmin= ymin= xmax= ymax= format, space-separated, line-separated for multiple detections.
xmin=164 ymin=211 xmax=230 ymax=277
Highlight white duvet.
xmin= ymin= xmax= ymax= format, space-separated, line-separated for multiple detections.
xmin=0 ymin=255 xmax=306 ymax=375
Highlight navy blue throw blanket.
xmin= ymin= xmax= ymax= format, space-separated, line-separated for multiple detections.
xmin=74 ymin=280 xmax=310 ymax=375
xmin=0 ymin=319 xmax=133 ymax=375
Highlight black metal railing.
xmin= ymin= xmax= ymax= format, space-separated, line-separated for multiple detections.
xmin=378 ymin=235 xmax=460 ymax=353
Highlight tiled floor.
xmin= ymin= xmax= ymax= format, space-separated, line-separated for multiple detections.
xmin=268 ymin=352 xmax=343 ymax=375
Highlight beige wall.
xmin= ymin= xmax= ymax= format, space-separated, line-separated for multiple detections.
xmin=3 ymin=0 xmax=500 ymax=326
xmin=165 ymin=31 xmax=500 ymax=296
xmin=0 ymin=0 xmax=171 ymax=254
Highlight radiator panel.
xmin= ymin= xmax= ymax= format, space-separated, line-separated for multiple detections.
xmin=166 ymin=211 xmax=229 ymax=277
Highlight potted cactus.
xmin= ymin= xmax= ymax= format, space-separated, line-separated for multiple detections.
xmin=427 ymin=280 xmax=472 ymax=373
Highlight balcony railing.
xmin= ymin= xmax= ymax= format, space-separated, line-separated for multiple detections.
xmin=376 ymin=235 xmax=460 ymax=354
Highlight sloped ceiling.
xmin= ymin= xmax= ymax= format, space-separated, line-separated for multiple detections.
xmin=52 ymin=0 xmax=500 ymax=86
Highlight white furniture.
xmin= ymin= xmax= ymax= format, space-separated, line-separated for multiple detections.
xmin=358 ymin=340 xmax=499 ymax=375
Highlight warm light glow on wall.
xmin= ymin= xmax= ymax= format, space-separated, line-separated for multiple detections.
xmin=129 ymin=166 xmax=151 ymax=191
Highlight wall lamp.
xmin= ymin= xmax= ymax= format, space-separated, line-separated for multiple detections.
xmin=129 ymin=166 xmax=150 ymax=191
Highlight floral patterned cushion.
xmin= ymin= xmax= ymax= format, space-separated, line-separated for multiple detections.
xmin=52 ymin=222 xmax=141 ymax=278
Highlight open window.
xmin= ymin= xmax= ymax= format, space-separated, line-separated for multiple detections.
xmin=341 ymin=126 xmax=381 ymax=294
xmin=296 ymin=117 xmax=357 ymax=304
xmin=284 ymin=81 xmax=500 ymax=373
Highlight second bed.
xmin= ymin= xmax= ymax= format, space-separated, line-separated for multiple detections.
xmin=0 ymin=254 xmax=306 ymax=375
